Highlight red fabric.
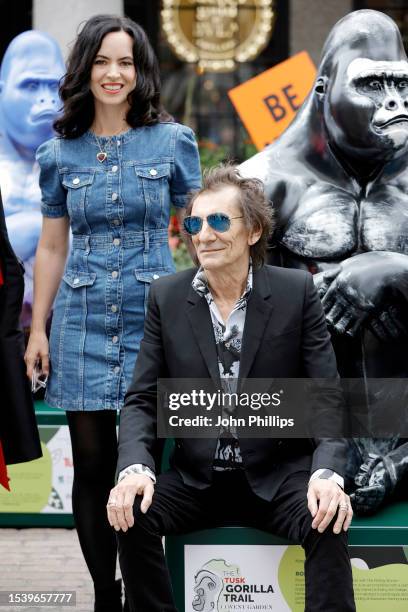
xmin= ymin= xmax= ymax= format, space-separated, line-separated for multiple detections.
xmin=0 ymin=263 xmax=3 ymax=285
xmin=0 ymin=442 xmax=10 ymax=491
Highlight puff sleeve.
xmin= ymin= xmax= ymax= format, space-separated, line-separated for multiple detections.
xmin=36 ymin=139 xmax=67 ymax=218
xmin=170 ymin=124 xmax=202 ymax=208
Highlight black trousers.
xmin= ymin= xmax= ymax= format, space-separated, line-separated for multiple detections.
xmin=117 ymin=469 xmax=355 ymax=612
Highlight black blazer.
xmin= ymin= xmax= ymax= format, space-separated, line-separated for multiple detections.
xmin=118 ymin=265 xmax=347 ymax=501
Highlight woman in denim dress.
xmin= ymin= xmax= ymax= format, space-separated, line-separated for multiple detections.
xmin=25 ymin=15 xmax=201 ymax=611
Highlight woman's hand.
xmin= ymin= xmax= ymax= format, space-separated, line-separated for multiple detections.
xmin=24 ymin=330 xmax=50 ymax=379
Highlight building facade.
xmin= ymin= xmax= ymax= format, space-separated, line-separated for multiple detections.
xmin=2 ymin=0 xmax=407 ymax=161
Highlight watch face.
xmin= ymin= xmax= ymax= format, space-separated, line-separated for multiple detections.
xmin=318 ymin=469 xmax=334 ymax=479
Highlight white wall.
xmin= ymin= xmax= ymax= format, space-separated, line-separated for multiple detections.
xmin=290 ymin=0 xmax=353 ymax=64
xmin=33 ymin=0 xmax=124 ymax=58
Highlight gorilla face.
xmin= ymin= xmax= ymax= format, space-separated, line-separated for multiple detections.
xmin=322 ymin=58 xmax=408 ymax=161
xmin=0 ymin=44 xmax=64 ymax=152
xmin=192 ymin=571 xmax=222 ymax=612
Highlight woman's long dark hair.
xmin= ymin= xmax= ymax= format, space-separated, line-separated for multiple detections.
xmin=54 ymin=14 xmax=172 ymax=138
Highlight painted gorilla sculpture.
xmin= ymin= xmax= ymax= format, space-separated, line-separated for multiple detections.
xmin=240 ymin=9 xmax=408 ymax=514
xmin=0 ymin=31 xmax=64 ymax=321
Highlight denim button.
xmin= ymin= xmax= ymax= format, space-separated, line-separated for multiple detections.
xmin=73 ymin=277 xmax=80 ymax=285
xmin=113 ymin=238 xmax=121 ymax=246
xmin=111 ymin=305 xmax=118 ymax=313
xmin=117 ymin=141 xmax=121 ymax=146
xmin=113 ymin=219 xmax=120 ymax=226
xmin=72 ymin=177 xmax=80 ymax=185
xmin=111 ymin=270 xmax=118 ymax=279
xmin=112 ymin=165 xmax=118 ymax=173
xmin=153 ymin=274 xmax=159 ymax=279
xmin=112 ymin=335 xmax=118 ymax=344
xmin=112 ymin=193 xmax=118 ymax=201
xmin=114 ymin=366 xmax=120 ymax=373
xmin=149 ymin=168 xmax=157 ymax=176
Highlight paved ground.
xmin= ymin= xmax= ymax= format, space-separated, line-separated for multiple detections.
xmin=0 ymin=529 xmax=117 ymax=612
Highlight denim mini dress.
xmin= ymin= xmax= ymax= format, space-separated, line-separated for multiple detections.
xmin=36 ymin=122 xmax=201 ymax=411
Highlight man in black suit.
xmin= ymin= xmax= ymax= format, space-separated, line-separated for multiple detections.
xmin=108 ymin=166 xmax=356 ymax=612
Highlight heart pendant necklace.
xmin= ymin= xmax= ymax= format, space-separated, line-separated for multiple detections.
xmin=96 ymin=151 xmax=107 ymax=163
xmin=93 ymin=133 xmax=115 ymax=163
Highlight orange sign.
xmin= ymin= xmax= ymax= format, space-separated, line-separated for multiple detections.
xmin=228 ymin=51 xmax=317 ymax=150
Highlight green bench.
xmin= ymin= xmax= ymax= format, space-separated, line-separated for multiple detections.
xmin=350 ymin=500 xmax=408 ymax=545
xmin=166 ymin=507 xmax=408 ymax=611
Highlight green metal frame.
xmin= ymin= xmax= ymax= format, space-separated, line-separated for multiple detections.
xmin=348 ymin=501 xmax=408 ymax=545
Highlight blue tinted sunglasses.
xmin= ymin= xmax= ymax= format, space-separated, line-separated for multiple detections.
xmin=183 ymin=213 xmax=243 ymax=235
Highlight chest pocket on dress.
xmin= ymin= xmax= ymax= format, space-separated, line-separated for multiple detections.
xmin=135 ymin=268 xmax=172 ymax=315
xmin=60 ymin=270 xmax=97 ymax=328
xmin=63 ymin=270 xmax=96 ymax=288
xmin=62 ymin=172 xmax=95 ymax=216
xmin=135 ymin=164 xmax=170 ymax=225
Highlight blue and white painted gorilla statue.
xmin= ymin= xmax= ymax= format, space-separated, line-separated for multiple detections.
xmin=0 ymin=31 xmax=64 ymax=319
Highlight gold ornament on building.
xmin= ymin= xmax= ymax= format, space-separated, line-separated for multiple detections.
xmin=161 ymin=0 xmax=275 ymax=72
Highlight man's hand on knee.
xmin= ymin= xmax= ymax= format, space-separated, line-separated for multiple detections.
xmin=107 ymin=474 xmax=155 ymax=532
xmin=307 ymin=479 xmax=353 ymax=534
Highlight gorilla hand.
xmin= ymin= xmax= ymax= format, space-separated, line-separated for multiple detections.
xmin=351 ymin=455 xmax=392 ymax=514
xmin=313 ymin=266 xmax=341 ymax=300
xmin=350 ymin=476 xmax=388 ymax=515
xmin=322 ymin=252 xmax=408 ymax=337
xmin=368 ymin=304 xmax=408 ymax=342
xmin=351 ymin=443 xmax=408 ymax=514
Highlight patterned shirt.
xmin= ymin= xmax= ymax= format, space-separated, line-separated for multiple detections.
xmin=192 ymin=263 xmax=253 ymax=471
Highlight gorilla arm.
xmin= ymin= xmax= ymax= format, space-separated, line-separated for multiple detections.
xmin=351 ymin=442 xmax=408 ymax=514
xmin=315 ymin=251 xmax=408 ymax=340
xmin=5 ymin=210 xmax=43 ymax=261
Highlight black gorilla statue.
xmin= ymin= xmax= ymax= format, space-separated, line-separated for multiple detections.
xmin=241 ymin=9 xmax=408 ymax=514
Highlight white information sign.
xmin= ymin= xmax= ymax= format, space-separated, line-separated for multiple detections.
xmin=185 ymin=544 xmax=292 ymax=612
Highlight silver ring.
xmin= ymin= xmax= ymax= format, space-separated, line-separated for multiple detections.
xmin=107 ymin=499 xmax=117 ymax=507
xmin=339 ymin=503 xmax=349 ymax=511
